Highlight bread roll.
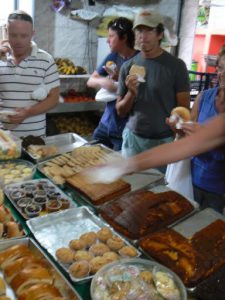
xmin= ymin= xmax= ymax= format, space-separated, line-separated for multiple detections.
xmin=11 ymin=266 xmax=53 ymax=295
xmin=129 ymin=64 xmax=146 ymax=79
xmin=171 ymin=106 xmax=191 ymax=122
xmin=4 ymin=255 xmax=47 ymax=283
xmin=5 ymin=221 xmax=23 ymax=238
xmin=0 ymin=223 xmax=4 ymax=238
xmin=0 ymin=296 xmax=12 ymax=300
xmin=0 ymin=205 xmax=10 ymax=223
xmin=18 ymin=283 xmax=61 ymax=300
xmin=0 ymin=277 xmax=6 ymax=296
xmin=0 ymin=244 xmax=32 ymax=268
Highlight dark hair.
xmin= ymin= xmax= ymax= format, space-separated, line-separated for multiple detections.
xmin=8 ymin=10 xmax=33 ymax=26
xmin=216 ymin=45 xmax=225 ymax=67
xmin=156 ymin=23 xmax=164 ymax=44
xmin=108 ymin=17 xmax=135 ymax=48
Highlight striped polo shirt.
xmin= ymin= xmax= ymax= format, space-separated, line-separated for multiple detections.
xmin=0 ymin=42 xmax=60 ymax=137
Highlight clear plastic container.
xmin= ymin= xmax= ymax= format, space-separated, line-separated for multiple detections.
xmin=0 ymin=129 xmax=21 ymax=159
xmin=91 ymin=258 xmax=187 ymax=300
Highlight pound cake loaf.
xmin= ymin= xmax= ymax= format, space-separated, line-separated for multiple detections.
xmin=98 ymin=190 xmax=194 ymax=239
xmin=139 ymin=219 xmax=225 ymax=288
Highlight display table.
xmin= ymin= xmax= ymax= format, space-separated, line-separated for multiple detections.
xmin=2 ymin=169 xmax=199 ymax=300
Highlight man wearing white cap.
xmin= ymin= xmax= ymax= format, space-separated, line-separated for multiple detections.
xmin=116 ymin=10 xmax=190 ymax=171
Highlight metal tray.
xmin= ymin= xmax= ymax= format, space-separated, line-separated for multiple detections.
xmin=67 ymin=170 xmax=165 ymax=209
xmin=4 ymin=178 xmax=77 ymax=220
xmin=172 ymin=207 xmax=225 ymax=239
xmin=27 ymin=206 xmax=142 ymax=284
xmin=37 ymin=143 xmax=120 ymax=187
xmin=23 ymin=132 xmax=87 ymax=162
xmin=0 ymin=237 xmax=81 ymax=300
xmin=139 ymin=208 xmax=225 ymax=294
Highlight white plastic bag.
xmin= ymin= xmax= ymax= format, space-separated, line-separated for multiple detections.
xmin=95 ymin=87 xmax=117 ymax=102
xmin=165 ymin=158 xmax=194 ymax=200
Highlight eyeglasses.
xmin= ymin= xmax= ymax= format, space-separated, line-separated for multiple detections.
xmin=8 ymin=12 xmax=33 ymax=25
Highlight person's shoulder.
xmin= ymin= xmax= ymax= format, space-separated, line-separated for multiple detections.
xmin=36 ymin=48 xmax=55 ymax=62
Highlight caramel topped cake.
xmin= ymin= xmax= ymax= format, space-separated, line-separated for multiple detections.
xmin=99 ymin=190 xmax=194 ymax=239
xmin=139 ymin=219 xmax=225 ymax=287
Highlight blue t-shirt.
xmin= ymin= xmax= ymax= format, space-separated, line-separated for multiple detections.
xmin=97 ymin=51 xmax=138 ymax=136
xmin=191 ymin=87 xmax=225 ymax=195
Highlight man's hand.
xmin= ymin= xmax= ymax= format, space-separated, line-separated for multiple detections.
xmin=8 ymin=108 xmax=29 ymax=124
xmin=0 ymin=40 xmax=11 ymax=58
xmin=125 ymin=74 xmax=139 ymax=97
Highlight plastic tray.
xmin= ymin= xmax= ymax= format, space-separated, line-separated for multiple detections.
xmin=91 ymin=258 xmax=187 ymax=300
xmin=4 ymin=178 xmax=77 ymax=220
xmin=0 ymin=159 xmax=35 ymax=187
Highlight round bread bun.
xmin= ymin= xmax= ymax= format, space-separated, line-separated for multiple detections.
xmin=171 ymin=106 xmax=191 ymax=122
xmin=106 ymin=61 xmax=114 ymax=68
xmin=69 ymin=260 xmax=90 ymax=278
xmin=55 ymin=247 xmax=74 ymax=264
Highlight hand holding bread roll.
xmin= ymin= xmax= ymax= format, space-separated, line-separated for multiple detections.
xmin=129 ymin=64 xmax=146 ymax=82
xmin=169 ymin=106 xmax=191 ymax=130
xmin=171 ymin=106 xmax=191 ymax=122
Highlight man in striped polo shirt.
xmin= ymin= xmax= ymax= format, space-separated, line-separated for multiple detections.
xmin=0 ymin=10 xmax=60 ymax=137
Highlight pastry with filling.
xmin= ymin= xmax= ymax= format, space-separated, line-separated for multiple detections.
xmin=79 ymin=231 xmax=97 ymax=247
xmin=97 ymin=227 xmax=113 ymax=242
xmin=55 ymin=247 xmax=74 ymax=264
xmin=119 ymin=246 xmax=138 ymax=257
xmin=89 ymin=243 xmax=110 ymax=256
xmin=89 ymin=256 xmax=108 ymax=274
xmin=74 ymin=250 xmax=93 ymax=262
xmin=106 ymin=235 xmax=124 ymax=251
xmin=69 ymin=239 xmax=86 ymax=251
xmin=69 ymin=260 xmax=90 ymax=278
xmin=103 ymin=251 xmax=119 ymax=263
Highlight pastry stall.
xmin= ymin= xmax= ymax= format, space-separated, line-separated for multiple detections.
xmin=0 ymin=127 xmax=225 ymax=300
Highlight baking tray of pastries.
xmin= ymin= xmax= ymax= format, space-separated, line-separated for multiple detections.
xmin=37 ymin=144 xmax=120 ymax=186
xmin=98 ymin=184 xmax=198 ymax=241
xmin=26 ymin=206 xmax=142 ymax=284
xmin=0 ymin=237 xmax=81 ymax=300
xmin=138 ymin=208 xmax=225 ymax=292
xmin=4 ymin=179 xmax=77 ymax=220
xmin=22 ymin=132 xmax=87 ymax=163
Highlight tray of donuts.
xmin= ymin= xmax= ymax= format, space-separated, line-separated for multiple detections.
xmin=26 ymin=206 xmax=142 ymax=283
xmin=0 ymin=237 xmax=82 ymax=300
xmin=4 ymin=179 xmax=77 ymax=220
xmin=0 ymin=188 xmax=25 ymax=240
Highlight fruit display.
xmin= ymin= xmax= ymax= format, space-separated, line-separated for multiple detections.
xmin=63 ymin=89 xmax=95 ymax=103
xmin=49 ymin=112 xmax=99 ymax=136
xmin=55 ymin=58 xmax=87 ymax=75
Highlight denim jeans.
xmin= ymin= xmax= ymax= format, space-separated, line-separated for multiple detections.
xmin=93 ymin=122 xmax=122 ymax=151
